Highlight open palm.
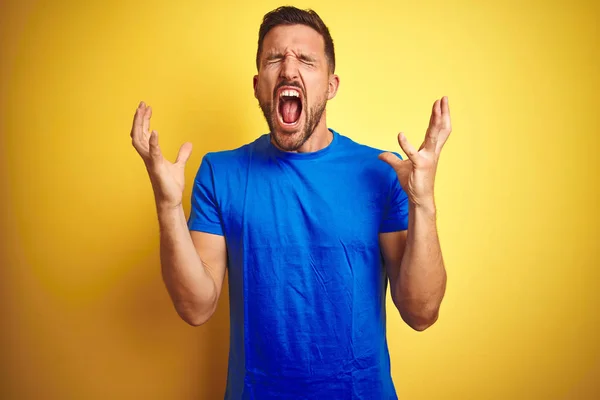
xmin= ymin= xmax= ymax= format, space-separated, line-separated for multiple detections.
xmin=130 ymin=102 xmax=193 ymax=209
xmin=379 ymin=96 xmax=452 ymax=206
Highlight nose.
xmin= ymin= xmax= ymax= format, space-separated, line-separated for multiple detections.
xmin=279 ymin=55 xmax=299 ymax=81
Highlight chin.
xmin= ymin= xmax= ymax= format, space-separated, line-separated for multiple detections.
xmin=271 ymin=125 xmax=307 ymax=151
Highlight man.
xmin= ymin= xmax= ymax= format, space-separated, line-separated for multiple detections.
xmin=130 ymin=6 xmax=449 ymax=399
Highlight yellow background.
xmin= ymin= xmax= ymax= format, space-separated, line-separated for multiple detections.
xmin=1 ymin=0 xmax=598 ymax=398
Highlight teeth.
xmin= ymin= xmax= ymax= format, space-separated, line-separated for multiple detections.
xmin=280 ymin=89 xmax=300 ymax=98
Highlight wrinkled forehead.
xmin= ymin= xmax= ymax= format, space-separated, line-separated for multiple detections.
xmin=261 ymin=24 xmax=326 ymax=59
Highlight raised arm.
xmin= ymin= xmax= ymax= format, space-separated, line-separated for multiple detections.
xmin=378 ymin=96 xmax=452 ymax=331
xmin=130 ymin=101 xmax=227 ymax=326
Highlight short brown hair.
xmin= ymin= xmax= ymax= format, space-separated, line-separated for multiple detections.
xmin=256 ymin=6 xmax=336 ymax=73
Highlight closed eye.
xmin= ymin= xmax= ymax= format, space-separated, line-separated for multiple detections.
xmin=265 ymin=53 xmax=284 ymax=64
xmin=263 ymin=53 xmax=317 ymax=67
xmin=299 ymin=55 xmax=316 ymax=65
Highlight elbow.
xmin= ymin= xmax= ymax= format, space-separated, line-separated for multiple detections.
xmin=175 ymin=302 xmax=216 ymax=327
xmin=183 ymin=312 xmax=211 ymax=327
xmin=395 ymin=301 xmax=441 ymax=332
xmin=406 ymin=311 xmax=439 ymax=332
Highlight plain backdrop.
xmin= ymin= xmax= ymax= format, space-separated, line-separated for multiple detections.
xmin=1 ymin=0 xmax=598 ymax=398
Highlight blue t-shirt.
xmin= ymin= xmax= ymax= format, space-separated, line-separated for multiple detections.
xmin=188 ymin=128 xmax=409 ymax=399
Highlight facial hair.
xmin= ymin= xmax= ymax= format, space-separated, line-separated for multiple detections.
xmin=259 ymin=88 xmax=328 ymax=152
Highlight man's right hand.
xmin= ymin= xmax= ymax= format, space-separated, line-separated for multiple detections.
xmin=130 ymin=101 xmax=193 ymax=210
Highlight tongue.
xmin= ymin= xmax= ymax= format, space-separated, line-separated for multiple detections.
xmin=282 ymin=99 xmax=300 ymax=124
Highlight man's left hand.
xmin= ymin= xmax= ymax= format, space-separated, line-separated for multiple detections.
xmin=379 ymin=96 xmax=452 ymax=208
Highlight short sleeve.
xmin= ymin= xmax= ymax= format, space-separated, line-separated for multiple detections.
xmin=187 ymin=155 xmax=224 ymax=235
xmin=379 ymin=152 xmax=409 ymax=233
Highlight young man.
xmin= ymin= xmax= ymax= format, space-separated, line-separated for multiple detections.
xmin=130 ymin=6 xmax=450 ymax=399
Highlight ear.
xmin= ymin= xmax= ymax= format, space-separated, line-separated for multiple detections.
xmin=253 ymin=75 xmax=259 ymax=99
xmin=327 ymin=74 xmax=340 ymax=100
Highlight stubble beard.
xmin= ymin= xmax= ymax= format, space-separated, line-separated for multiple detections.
xmin=259 ymin=93 xmax=328 ymax=152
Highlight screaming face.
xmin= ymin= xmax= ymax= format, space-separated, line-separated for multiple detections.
xmin=254 ymin=24 xmax=338 ymax=152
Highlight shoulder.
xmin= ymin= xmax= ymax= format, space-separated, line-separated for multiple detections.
xmin=335 ymin=130 xmax=402 ymax=160
xmin=198 ymin=134 xmax=269 ymax=170
xmin=333 ymin=130 xmax=402 ymax=178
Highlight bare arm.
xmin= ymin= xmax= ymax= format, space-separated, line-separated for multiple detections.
xmin=158 ymin=204 xmax=227 ymax=326
xmin=379 ymin=96 xmax=452 ymax=331
xmin=131 ymin=101 xmax=227 ymax=326
xmin=380 ymin=203 xmax=446 ymax=331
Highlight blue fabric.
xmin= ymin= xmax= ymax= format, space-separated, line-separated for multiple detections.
xmin=188 ymin=129 xmax=409 ymax=399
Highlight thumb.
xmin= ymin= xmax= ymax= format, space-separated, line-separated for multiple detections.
xmin=175 ymin=142 xmax=193 ymax=166
xmin=378 ymin=151 xmax=402 ymax=171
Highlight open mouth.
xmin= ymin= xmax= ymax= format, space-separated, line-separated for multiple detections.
xmin=277 ymin=87 xmax=303 ymax=127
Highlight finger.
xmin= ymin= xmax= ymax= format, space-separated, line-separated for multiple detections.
xmin=130 ymin=101 xmax=145 ymax=140
xmin=149 ymin=130 xmax=162 ymax=161
xmin=142 ymin=105 xmax=152 ymax=136
xmin=423 ymin=99 xmax=441 ymax=151
xmin=397 ymin=132 xmax=418 ymax=161
xmin=175 ymin=142 xmax=193 ymax=166
xmin=439 ymin=96 xmax=450 ymax=132
xmin=441 ymin=96 xmax=451 ymax=131
xmin=436 ymin=96 xmax=452 ymax=153
xmin=420 ymin=112 xmax=433 ymax=150
xmin=441 ymin=96 xmax=450 ymax=118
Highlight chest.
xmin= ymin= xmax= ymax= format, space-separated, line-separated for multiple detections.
xmin=221 ymin=160 xmax=388 ymax=247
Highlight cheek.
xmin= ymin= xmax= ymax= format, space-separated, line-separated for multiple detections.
xmin=258 ymin=71 xmax=277 ymax=92
xmin=307 ymin=83 xmax=329 ymax=103
xmin=304 ymin=73 xmax=330 ymax=101
xmin=255 ymin=85 xmax=269 ymax=104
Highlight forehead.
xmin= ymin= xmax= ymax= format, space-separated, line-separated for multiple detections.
xmin=261 ymin=24 xmax=325 ymax=56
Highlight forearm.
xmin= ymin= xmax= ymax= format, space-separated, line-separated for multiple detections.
xmin=157 ymin=204 xmax=217 ymax=325
xmin=395 ymin=201 xmax=447 ymax=330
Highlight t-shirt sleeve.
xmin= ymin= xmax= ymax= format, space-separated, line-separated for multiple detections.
xmin=187 ymin=155 xmax=224 ymax=235
xmin=379 ymin=152 xmax=409 ymax=233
